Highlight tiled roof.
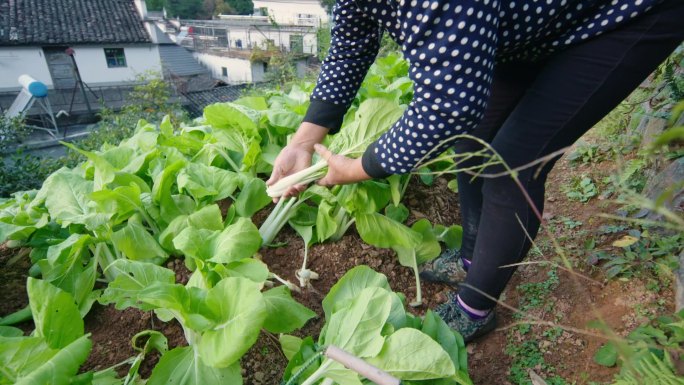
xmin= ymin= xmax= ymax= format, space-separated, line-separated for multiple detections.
xmin=183 ymin=84 xmax=250 ymax=116
xmin=150 ymin=24 xmax=174 ymax=44
xmin=0 ymin=0 xmax=151 ymax=46
xmin=159 ymin=44 xmax=208 ymax=77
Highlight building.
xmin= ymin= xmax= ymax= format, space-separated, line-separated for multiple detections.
xmin=179 ymin=11 xmax=322 ymax=84
xmin=0 ymin=0 xmax=212 ymax=116
xmin=252 ymin=0 xmax=329 ymax=26
xmin=0 ymin=0 xmax=161 ymax=91
xmin=200 ymin=16 xmax=319 ymax=55
xmin=140 ymin=7 xmax=214 ymax=92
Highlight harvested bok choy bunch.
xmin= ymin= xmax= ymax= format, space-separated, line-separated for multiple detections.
xmin=266 ymin=98 xmax=405 ymax=197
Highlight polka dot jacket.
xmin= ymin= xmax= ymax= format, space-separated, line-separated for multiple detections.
xmin=302 ymin=0 xmax=660 ymax=177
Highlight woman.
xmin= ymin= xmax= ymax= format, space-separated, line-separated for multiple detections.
xmin=267 ymin=0 xmax=684 ymax=342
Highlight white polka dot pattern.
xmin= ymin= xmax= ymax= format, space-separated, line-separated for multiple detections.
xmin=310 ymin=0 xmax=660 ymax=175
xmin=312 ymin=0 xmax=383 ymax=104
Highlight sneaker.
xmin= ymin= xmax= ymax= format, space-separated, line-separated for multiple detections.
xmin=435 ymin=292 xmax=497 ymax=343
xmin=419 ymin=249 xmax=468 ymax=287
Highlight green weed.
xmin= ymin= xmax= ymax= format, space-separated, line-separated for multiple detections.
xmin=517 ymin=268 xmax=561 ymax=314
xmin=507 ymin=269 xmax=569 ymax=385
xmin=564 ymin=176 xmax=599 ymax=203
xmin=561 ymin=217 xmax=583 ymax=230
xmin=590 ymin=230 xmax=681 ymax=282
xmin=595 ymin=309 xmax=684 ymax=384
xmin=506 ymin=338 xmax=572 ymax=385
xmin=567 ymin=142 xmax=605 ymax=165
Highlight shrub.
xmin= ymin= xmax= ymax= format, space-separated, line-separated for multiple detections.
xmin=0 ymin=74 xmax=187 ymax=197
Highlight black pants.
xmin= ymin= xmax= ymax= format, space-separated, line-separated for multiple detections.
xmin=456 ymin=0 xmax=684 ymax=310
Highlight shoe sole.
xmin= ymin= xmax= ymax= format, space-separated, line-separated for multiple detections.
xmin=419 ymin=270 xmax=462 ymax=287
xmin=464 ymin=316 xmax=498 ymax=343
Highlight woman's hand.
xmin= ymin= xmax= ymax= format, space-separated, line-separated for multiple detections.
xmin=266 ymin=144 xmax=313 ymax=199
xmin=267 ymin=122 xmax=328 ymax=201
xmin=314 ymin=144 xmax=372 ymax=186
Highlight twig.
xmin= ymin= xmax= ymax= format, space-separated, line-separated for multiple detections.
xmin=262 ymin=329 xmax=288 ymax=360
xmin=498 ymin=260 xmax=602 ymax=286
xmin=507 ymin=214 xmax=603 ymax=286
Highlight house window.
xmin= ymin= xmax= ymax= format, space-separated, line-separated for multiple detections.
xmin=289 ymin=35 xmax=303 ymax=53
xmin=222 ymin=67 xmax=228 ymax=77
xmin=104 ymin=48 xmax=127 ymax=68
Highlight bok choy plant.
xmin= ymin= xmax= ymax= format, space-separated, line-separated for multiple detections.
xmin=280 ymin=266 xmax=472 ymax=385
xmin=266 ymin=98 xmax=405 ymax=198
xmin=0 ymin=278 xmax=90 ymax=384
xmin=288 ymin=203 xmax=319 ymax=288
xmin=100 ymin=259 xmax=316 ymax=385
xmin=356 ymin=214 xmax=462 ymax=307
xmin=259 ymin=187 xmax=332 ymax=289
xmin=259 ymin=185 xmax=334 ymax=245
xmin=0 ymin=278 xmax=132 ymax=384
xmin=316 ymin=180 xmax=393 ymax=242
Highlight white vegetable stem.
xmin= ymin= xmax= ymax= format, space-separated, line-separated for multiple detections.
xmin=259 ymin=197 xmax=298 ymax=245
xmin=269 ymin=273 xmax=301 ymax=293
xmin=325 ymin=346 xmax=401 ymax=385
xmin=409 ymin=262 xmax=423 ymax=308
xmin=300 ymin=347 xmax=401 ymax=385
xmin=296 ymin=238 xmax=320 ymax=288
xmin=266 ymin=160 xmax=328 ymax=198
xmin=300 ymin=359 xmax=334 ymax=385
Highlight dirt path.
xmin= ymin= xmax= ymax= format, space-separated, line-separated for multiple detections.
xmin=464 ymin=137 xmax=675 ymax=385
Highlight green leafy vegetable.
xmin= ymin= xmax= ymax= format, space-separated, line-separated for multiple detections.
xmin=267 ymin=98 xmax=405 ymax=198
xmin=282 ymin=267 xmax=471 ymax=385
xmin=262 ymin=286 xmax=316 ymax=333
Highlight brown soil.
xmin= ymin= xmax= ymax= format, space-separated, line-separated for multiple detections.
xmin=0 ymin=245 xmax=30 ymax=313
xmin=79 ymin=258 xmax=192 ymax=377
xmin=81 ymin=305 xmax=187 ymax=377
xmin=0 ymin=145 xmax=676 ymax=385
xmin=0 ymin=245 xmax=32 ymax=332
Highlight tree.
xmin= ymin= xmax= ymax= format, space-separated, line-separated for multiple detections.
xmin=216 ymin=0 xmax=236 ymax=14
xmin=164 ymin=0 xmax=203 ymax=18
xmin=147 ymin=0 xmax=164 ymax=11
xmin=316 ymin=24 xmax=330 ymax=61
xmin=320 ymin=0 xmax=334 ymax=13
xmin=202 ymin=0 xmax=215 ymax=16
xmin=201 ymin=0 xmax=235 ymax=17
xmin=225 ymin=0 xmax=253 ymax=15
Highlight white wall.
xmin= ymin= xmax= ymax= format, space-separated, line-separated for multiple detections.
xmin=224 ymin=26 xmax=317 ymax=54
xmin=253 ymin=0 xmax=329 ymax=26
xmin=0 ymin=47 xmax=54 ymax=91
xmin=193 ymin=52 xmax=257 ymax=83
xmin=302 ymin=33 xmax=317 ymax=55
xmin=72 ymin=45 xmax=162 ymax=86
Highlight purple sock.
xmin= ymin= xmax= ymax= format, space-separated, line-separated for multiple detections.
xmin=461 ymin=257 xmax=472 ymax=271
xmin=456 ymin=294 xmax=490 ymax=320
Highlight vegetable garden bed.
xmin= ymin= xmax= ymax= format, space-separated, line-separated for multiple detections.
xmin=2 ymin=50 xmax=680 ymax=384
xmin=0 ymin=54 xmax=476 ymax=384
xmin=0 ymin=177 xmax=466 ymax=384
xmin=88 ymin=177 xmax=459 ymax=382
